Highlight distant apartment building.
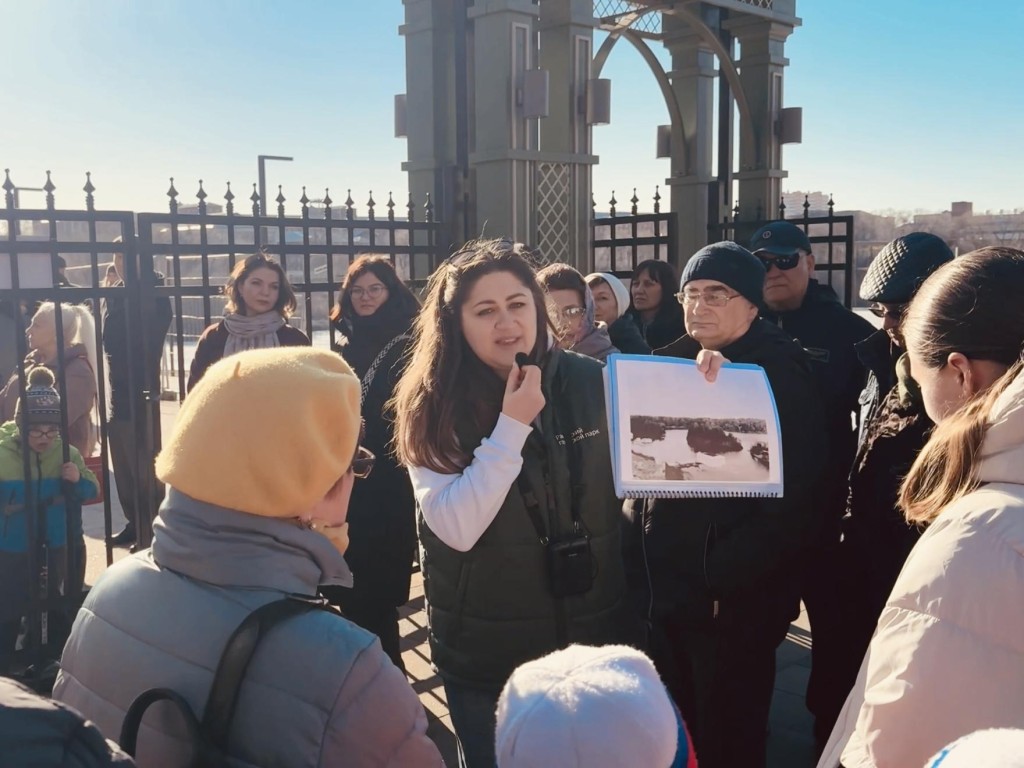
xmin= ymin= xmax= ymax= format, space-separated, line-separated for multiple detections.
xmin=899 ymin=202 xmax=1024 ymax=254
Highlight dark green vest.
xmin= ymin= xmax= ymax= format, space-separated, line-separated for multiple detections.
xmin=419 ymin=349 xmax=628 ymax=689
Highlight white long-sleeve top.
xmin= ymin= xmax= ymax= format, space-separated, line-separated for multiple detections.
xmin=408 ymin=413 xmax=533 ymax=552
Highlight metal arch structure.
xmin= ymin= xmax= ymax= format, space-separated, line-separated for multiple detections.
xmin=592 ymin=2 xmax=759 ymax=170
xmin=594 ymin=25 xmax=690 ymax=172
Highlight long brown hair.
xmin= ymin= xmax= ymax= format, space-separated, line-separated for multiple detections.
xmin=329 ymin=254 xmax=421 ymax=324
xmin=223 ymin=252 xmax=297 ymax=317
xmin=392 ymin=239 xmax=550 ymax=473
xmin=899 ymin=247 xmax=1024 ymax=524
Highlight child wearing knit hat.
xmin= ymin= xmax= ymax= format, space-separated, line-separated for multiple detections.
xmin=495 ymin=644 xmax=698 ymax=768
xmin=0 ymin=367 xmax=98 ymax=666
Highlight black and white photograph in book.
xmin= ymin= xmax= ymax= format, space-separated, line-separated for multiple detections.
xmin=630 ymin=414 xmax=771 ymax=482
xmin=605 ymin=355 xmax=783 ymax=496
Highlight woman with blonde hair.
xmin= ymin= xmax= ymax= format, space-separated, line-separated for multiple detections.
xmin=187 ymin=252 xmax=309 ymax=392
xmin=392 ymin=239 xmax=629 ymax=767
xmin=0 ymin=301 xmax=98 ymax=458
xmin=820 ymin=246 xmax=1024 ymax=768
xmin=0 ymin=301 xmax=100 ymax=625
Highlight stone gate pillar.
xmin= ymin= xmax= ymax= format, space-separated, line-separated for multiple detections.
xmin=401 ymin=0 xmax=460 ymax=251
xmin=537 ymin=0 xmax=597 ymax=271
xmin=663 ymin=11 xmax=717 ymax=265
xmin=402 ymin=0 xmax=597 ymax=264
xmin=730 ymin=15 xmax=797 ymax=221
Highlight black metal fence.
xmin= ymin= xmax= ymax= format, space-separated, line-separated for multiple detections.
xmin=138 ymin=180 xmax=442 ymax=398
xmin=709 ymin=195 xmax=856 ymax=308
xmin=0 ymin=169 xmax=445 ymax=679
xmin=591 ymin=188 xmax=677 ymax=278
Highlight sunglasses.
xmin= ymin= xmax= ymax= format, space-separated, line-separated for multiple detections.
xmin=868 ymin=303 xmax=907 ymax=321
xmin=755 ymin=251 xmax=803 ymax=271
xmin=351 ymin=445 xmax=375 ymax=479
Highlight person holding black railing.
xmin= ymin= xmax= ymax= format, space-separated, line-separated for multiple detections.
xmin=0 ymin=367 xmax=97 ymax=673
xmin=104 ymin=246 xmax=172 ymax=550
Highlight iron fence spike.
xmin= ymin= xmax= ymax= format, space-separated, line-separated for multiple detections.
xmin=84 ymin=171 xmax=95 ymax=210
xmin=44 ymin=170 xmax=55 ymax=208
xmin=2 ymin=169 xmax=13 ymax=208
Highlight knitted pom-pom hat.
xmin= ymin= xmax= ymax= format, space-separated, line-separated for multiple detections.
xmin=14 ymin=367 xmax=62 ymax=427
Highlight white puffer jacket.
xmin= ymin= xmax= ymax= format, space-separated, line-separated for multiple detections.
xmin=820 ymin=369 xmax=1024 ymax=768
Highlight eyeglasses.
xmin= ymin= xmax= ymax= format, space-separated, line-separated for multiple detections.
xmin=754 ymin=251 xmax=803 ymax=271
xmin=350 ymin=284 xmax=387 ymax=300
xmin=868 ymin=303 xmax=907 ymax=321
xmin=676 ymin=290 xmax=743 ymax=308
xmin=351 ymin=445 xmax=375 ymax=479
xmin=28 ymin=428 xmax=60 ymax=439
xmin=558 ymin=306 xmax=585 ymax=319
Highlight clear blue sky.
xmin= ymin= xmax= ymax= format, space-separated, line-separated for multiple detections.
xmin=2 ymin=1 xmax=1021 ymax=216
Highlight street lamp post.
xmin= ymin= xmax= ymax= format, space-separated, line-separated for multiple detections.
xmin=257 ymin=155 xmax=293 ymax=216
xmin=12 ymin=187 xmax=44 ymax=209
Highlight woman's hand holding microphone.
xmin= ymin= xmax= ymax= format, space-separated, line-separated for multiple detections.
xmin=502 ymin=353 xmax=545 ymax=426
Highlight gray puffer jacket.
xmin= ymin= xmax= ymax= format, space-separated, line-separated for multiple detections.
xmin=53 ymin=489 xmax=444 ymax=768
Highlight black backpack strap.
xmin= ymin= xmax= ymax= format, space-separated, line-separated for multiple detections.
xmin=119 ymin=688 xmax=202 ymax=758
xmin=201 ymin=597 xmax=333 ymax=752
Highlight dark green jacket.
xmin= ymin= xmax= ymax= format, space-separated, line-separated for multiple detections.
xmin=419 ymin=349 xmax=629 ymax=689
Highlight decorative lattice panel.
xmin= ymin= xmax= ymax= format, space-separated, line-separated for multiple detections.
xmin=593 ymin=1 xmax=662 ymax=37
xmin=535 ymin=162 xmax=571 ymax=265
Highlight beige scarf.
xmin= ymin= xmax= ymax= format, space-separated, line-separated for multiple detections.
xmin=222 ymin=311 xmax=285 ymax=358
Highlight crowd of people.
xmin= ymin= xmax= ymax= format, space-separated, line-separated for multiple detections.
xmin=0 ymin=229 xmax=1022 ymax=768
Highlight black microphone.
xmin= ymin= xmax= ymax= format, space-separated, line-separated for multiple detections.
xmin=515 ymin=352 xmax=530 ymax=369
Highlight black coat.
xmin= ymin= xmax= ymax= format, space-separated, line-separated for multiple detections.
xmin=842 ymin=332 xmax=929 ymax=620
xmin=322 ymin=309 xmax=417 ymax=610
xmin=625 ymin=301 xmax=686 ymax=351
xmin=763 ymin=280 xmax=875 ymax=533
xmin=0 ymin=677 xmax=134 ymax=767
xmin=607 ymin=315 xmax=651 ymax=355
xmin=102 ymin=274 xmax=172 ymax=421
xmin=623 ymin=320 xmax=827 ymax=635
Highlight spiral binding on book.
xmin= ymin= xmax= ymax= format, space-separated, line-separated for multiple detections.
xmin=626 ymin=489 xmax=781 ymax=499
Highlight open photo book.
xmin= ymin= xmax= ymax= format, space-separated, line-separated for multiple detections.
xmin=603 ymin=354 xmax=783 ymax=499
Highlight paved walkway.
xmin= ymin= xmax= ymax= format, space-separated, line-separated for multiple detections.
xmin=81 ymin=403 xmax=817 ymax=767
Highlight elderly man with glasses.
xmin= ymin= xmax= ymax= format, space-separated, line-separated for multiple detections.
xmin=622 ymin=241 xmax=826 ymax=768
xmin=748 ymin=220 xmax=876 ymax=755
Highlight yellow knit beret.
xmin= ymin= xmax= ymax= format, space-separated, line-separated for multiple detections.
xmin=156 ymin=347 xmax=361 ymax=518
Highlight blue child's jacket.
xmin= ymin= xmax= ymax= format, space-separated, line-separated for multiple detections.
xmin=0 ymin=421 xmax=97 ymax=552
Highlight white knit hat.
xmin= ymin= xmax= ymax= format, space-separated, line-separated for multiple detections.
xmin=585 ymin=273 xmax=630 ymax=320
xmin=925 ymin=729 xmax=1024 ymax=767
xmin=495 ymin=644 xmax=680 ymax=768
